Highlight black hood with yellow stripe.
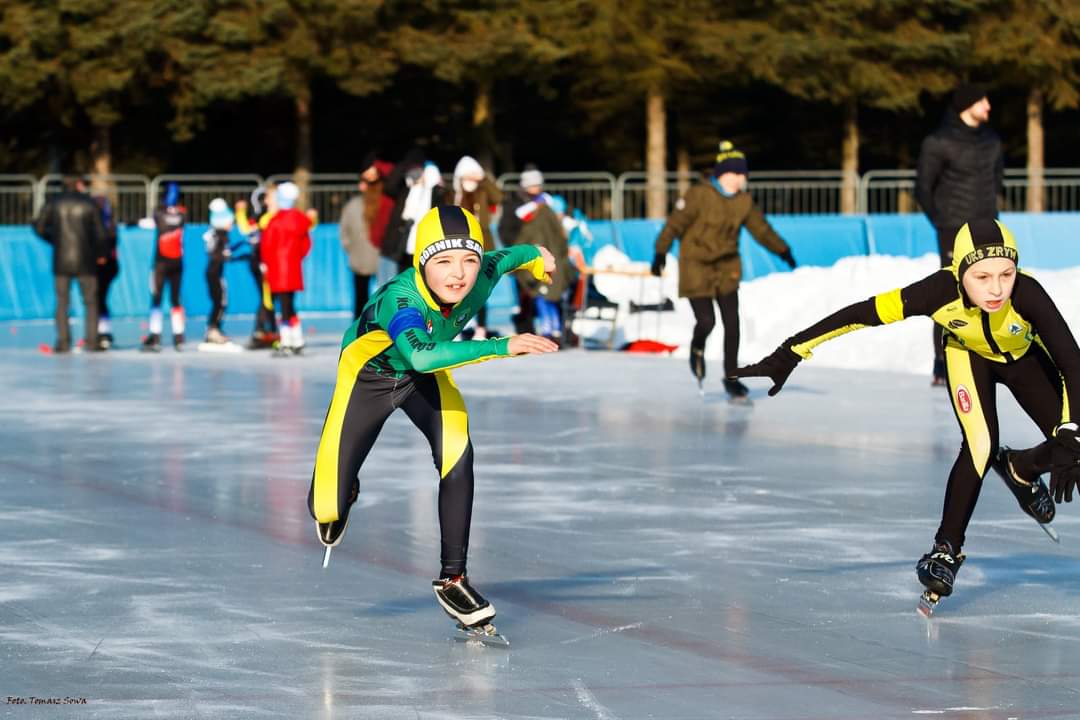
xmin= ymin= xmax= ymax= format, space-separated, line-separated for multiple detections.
xmin=950 ymin=219 xmax=1019 ymax=282
xmin=412 ymin=205 xmax=485 ymax=310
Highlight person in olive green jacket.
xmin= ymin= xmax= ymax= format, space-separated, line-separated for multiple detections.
xmin=651 ymin=141 xmax=796 ymax=400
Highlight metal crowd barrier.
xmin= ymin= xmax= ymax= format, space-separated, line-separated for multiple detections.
xmin=497 ymin=172 xmax=617 ymax=220
xmin=36 ymin=174 xmax=152 ymax=225
xmin=8 ymin=169 xmax=1080 ymax=226
xmin=0 ymin=175 xmax=36 ymax=225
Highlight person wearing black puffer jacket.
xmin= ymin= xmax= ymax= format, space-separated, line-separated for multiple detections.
xmin=32 ymin=176 xmax=108 ymax=353
xmin=916 ymin=83 xmax=1004 ymax=385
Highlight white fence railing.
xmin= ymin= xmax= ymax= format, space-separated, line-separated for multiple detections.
xmin=6 ymin=169 xmax=1080 ymax=224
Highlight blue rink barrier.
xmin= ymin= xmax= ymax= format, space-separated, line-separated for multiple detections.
xmin=3 ymin=213 xmax=1079 ymax=321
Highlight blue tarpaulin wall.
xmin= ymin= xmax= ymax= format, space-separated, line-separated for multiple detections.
xmin=3 ymin=212 xmax=1079 ymax=320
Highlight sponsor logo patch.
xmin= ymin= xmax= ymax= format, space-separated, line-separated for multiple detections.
xmin=1009 ymin=322 xmax=1023 ymax=335
xmin=956 ymin=385 xmax=973 ymax=414
xmin=948 ymin=319 xmax=968 ymax=329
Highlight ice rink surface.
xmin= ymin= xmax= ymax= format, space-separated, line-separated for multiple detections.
xmin=3 ymin=322 xmax=1080 ymax=719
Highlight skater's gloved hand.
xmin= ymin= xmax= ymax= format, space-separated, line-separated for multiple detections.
xmin=650 ymin=253 xmax=666 ymax=277
xmin=779 ymin=250 xmax=797 ymax=269
xmin=732 ymin=346 xmax=801 ymax=396
xmin=1050 ymin=422 xmax=1080 ymax=503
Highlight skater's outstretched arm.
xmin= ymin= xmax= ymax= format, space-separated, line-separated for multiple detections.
xmin=734 ymin=270 xmax=955 ymax=396
xmin=485 ymin=244 xmax=554 ymax=284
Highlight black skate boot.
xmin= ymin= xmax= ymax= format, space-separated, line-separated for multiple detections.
xmin=433 ymin=575 xmax=496 ymax=628
xmin=173 ymin=332 xmax=185 ymax=351
xmin=916 ymin=540 xmax=964 ymax=616
xmin=141 ymin=333 xmax=162 ymax=352
xmin=723 ymin=377 xmax=751 ymax=404
xmin=690 ymin=346 xmax=706 ymax=390
xmin=316 ymin=480 xmax=359 ymax=549
xmin=992 ymin=447 xmax=1055 ymax=525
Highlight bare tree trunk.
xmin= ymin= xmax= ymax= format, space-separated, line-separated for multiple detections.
xmin=645 ymin=90 xmax=667 ymax=219
xmin=676 ymin=145 xmax=691 ymax=199
xmin=473 ymin=79 xmax=496 ymax=174
xmin=295 ymin=90 xmax=313 ymax=210
xmin=1027 ymin=86 xmax=1044 ymax=213
xmin=841 ymin=99 xmax=859 ymax=214
xmin=89 ymin=125 xmax=112 ymax=200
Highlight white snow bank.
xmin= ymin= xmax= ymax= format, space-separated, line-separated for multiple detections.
xmin=581 ymin=246 xmax=1080 ymax=376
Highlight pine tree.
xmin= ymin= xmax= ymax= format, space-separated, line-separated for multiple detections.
xmin=387 ymin=0 xmax=573 ymax=174
xmin=571 ymin=0 xmax=735 ymax=217
xmin=967 ymin=0 xmax=1080 ymax=211
xmin=167 ymin=0 xmax=395 ymax=190
xmin=715 ymin=0 xmax=972 ymax=212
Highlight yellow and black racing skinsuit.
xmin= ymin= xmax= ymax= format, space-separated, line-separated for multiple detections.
xmin=308 ymin=235 xmax=547 ymax=577
xmin=782 ymin=269 xmax=1080 ymax=550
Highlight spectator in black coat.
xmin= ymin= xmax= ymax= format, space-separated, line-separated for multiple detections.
xmin=916 ymin=83 xmax=1004 ymax=384
xmin=32 ymin=177 xmax=108 ymax=352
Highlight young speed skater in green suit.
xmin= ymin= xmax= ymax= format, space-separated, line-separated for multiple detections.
xmin=308 ymin=205 xmax=558 ymax=632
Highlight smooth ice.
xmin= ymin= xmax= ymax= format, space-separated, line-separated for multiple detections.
xmin=2 ymin=322 xmax=1080 ymax=719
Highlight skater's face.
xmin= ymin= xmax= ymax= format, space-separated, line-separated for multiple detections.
xmin=962 ymin=257 xmax=1016 ymax=312
xmin=423 ymin=249 xmax=481 ymax=305
xmin=718 ymin=172 xmax=747 ymax=194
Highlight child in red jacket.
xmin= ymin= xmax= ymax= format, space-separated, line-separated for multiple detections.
xmin=260 ymin=181 xmax=314 ymax=354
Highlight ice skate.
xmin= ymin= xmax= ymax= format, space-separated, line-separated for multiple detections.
xmin=916 ymin=540 xmax=964 ymax=617
xmin=991 ymin=447 xmax=1059 ymax=542
xmin=247 ymin=331 xmax=277 ymax=350
xmin=690 ymin=347 xmax=706 ymax=395
xmin=723 ymin=377 xmax=752 ymax=405
xmin=173 ymin=332 xmax=185 ymax=351
xmin=453 ymin=619 xmax=510 ymax=648
xmin=316 ymin=482 xmax=358 ymax=568
xmin=140 ymin=333 xmax=162 ymax=353
xmin=434 ymin=575 xmax=506 ymax=646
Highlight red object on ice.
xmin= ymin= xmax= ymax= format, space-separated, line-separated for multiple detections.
xmin=38 ymin=343 xmax=52 ymax=354
xmin=622 ymin=339 xmax=679 ymax=354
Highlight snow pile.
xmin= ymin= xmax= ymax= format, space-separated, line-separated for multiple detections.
xmin=581 ymin=245 xmax=1080 ymax=376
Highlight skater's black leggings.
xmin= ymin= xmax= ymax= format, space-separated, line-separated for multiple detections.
xmin=689 ymin=291 xmax=740 ymax=377
xmin=150 ymin=258 xmax=182 ymax=308
xmin=250 ymin=246 xmax=277 ymax=334
xmin=206 ymin=258 xmax=227 ymax=330
xmin=274 ymin=292 xmax=296 ymax=324
xmin=938 ymin=340 xmax=1062 ymax=549
xmin=96 ymin=257 xmax=118 ymax=320
xmin=308 ymin=369 xmax=474 ymax=577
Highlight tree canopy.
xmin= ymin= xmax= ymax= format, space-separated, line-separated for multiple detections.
xmin=2 ymin=0 xmax=1080 ymax=176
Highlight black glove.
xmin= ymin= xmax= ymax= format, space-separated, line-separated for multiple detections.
xmin=1050 ymin=423 xmax=1080 ymax=503
xmin=650 ymin=252 xmax=666 ymax=277
xmin=732 ymin=346 xmax=801 ymax=396
xmin=779 ymin=250 xmax=797 ymax=269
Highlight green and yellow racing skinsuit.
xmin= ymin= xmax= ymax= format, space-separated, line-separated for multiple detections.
xmin=308 ymin=243 xmax=547 ymax=576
